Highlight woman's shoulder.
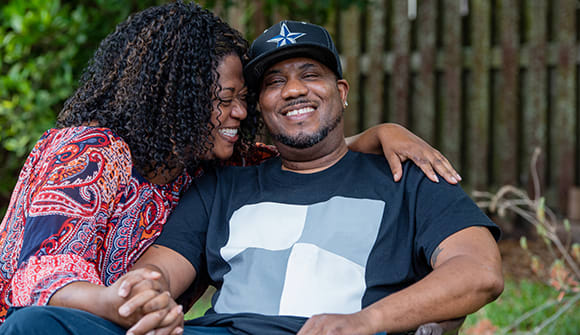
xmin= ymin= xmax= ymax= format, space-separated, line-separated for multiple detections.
xmin=32 ymin=126 xmax=133 ymax=176
xmin=40 ymin=126 xmax=129 ymax=152
xmin=47 ymin=126 xmax=123 ymax=140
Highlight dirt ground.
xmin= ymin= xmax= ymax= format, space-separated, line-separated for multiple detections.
xmin=493 ymin=215 xmax=580 ymax=282
xmin=498 ymin=238 xmax=556 ymax=282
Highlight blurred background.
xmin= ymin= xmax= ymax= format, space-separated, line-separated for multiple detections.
xmin=1 ymin=0 xmax=579 ymax=220
xmin=1 ymin=1 xmax=580 ymax=333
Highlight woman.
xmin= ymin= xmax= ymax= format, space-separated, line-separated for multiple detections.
xmin=0 ymin=0 xmax=458 ymax=331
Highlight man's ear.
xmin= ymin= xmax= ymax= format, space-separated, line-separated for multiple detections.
xmin=337 ymin=79 xmax=349 ymax=106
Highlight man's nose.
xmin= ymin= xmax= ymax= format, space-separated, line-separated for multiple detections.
xmin=281 ymin=77 xmax=308 ymax=99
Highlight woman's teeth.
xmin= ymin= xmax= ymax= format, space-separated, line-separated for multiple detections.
xmin=286 ymin=107 xmax=314 ymax=116
xmin=219 ymin=128 xmax=238 ymax=137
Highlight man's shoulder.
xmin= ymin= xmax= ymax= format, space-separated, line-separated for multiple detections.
xmin=347 ymin=151 xmax=415 ymax=179
xmin=346 ymin=151 xmax=389 ymax=168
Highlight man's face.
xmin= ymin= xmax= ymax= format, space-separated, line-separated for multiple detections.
xmin=258 ymin=57 xmax=348 ymax=149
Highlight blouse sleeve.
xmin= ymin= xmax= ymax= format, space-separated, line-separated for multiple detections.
xmin=9 ymin=128 xmax=132 ymax=307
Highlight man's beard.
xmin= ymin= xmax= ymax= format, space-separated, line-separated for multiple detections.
xmin=271 ymin=112 xmax=342 ymax=149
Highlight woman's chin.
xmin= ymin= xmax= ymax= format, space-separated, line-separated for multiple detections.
xmin=209 ymin=148 xmax=234 ymax=161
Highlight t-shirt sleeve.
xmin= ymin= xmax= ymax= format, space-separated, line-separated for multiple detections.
xmin=411 ymin=166 xmax=501 ymax=266
xmin=155 ymin=169 xmax=218 ymax=274
xmin=10 ymin=128 xmax=132 ymax=307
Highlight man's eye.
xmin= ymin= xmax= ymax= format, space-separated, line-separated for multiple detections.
xmin=265 ymin=78 xmax=284 ymax=86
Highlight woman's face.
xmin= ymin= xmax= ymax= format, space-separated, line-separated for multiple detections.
xmin=205 ymin=54 xmax=248 ymax=161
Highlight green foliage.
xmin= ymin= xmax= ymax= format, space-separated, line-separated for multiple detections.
xmin=0 ymin=0 xmax=163 ymax=215
xmin=464 ymin=279 xmax=580 ymax=334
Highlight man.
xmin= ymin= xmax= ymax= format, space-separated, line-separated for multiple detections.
xmin=133 ymin=20 xmax=501 ymax=335
xmin=3 ymin=21 xmax=502 ymax=335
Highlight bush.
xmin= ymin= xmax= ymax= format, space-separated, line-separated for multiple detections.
xmin=0 ymin=0 xmax=164 ymax=216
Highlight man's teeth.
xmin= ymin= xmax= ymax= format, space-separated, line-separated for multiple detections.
xmin=286 ymin=107 xmax=314 ymax=117
xmin=219 ymin=128 xmax=238 ymax=137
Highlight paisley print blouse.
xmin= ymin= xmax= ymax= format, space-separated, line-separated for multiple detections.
xmin=0 ymin=126 xmax=276 ymax=323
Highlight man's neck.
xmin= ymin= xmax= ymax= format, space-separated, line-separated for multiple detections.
xmin=277 ymin=136 xmax=349 ymax=174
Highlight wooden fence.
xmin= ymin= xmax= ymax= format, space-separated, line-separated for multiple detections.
xmin=211 ymin=0 xmax=579 ymax=215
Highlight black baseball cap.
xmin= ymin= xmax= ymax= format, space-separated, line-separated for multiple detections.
xmin=245 ymin=20 xmax=342 ymax=89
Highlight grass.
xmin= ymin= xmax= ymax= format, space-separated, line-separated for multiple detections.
xmin=184 ymin=289 xmax=214 ymax=320
xmin=183 ymin=279 xmax=580 ymax=334
xmin=462 ymin=279 xmax=580 ymax=334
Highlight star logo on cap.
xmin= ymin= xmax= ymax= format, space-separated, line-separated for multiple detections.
xmin=266 ymin=23 xmax=306 ymax=47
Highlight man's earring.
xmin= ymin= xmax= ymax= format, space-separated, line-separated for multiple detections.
xmin=344 ymin=101 xmax=349 ymax=107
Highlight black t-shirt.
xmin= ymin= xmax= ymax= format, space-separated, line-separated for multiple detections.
xmin=156 ymin=151 xmax=500 ymax=335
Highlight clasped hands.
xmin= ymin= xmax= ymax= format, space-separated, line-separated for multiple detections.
xmin=110 ymin=271 xmax=378 ymax=335
xmin=107 ymin=267 xmax=184 ymax=335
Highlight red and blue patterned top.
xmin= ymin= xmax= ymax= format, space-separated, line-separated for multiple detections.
xmin=0 ymin=126 xmax=276 ymax=323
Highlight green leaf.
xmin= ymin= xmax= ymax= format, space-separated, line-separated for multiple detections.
xmin=537 ymin=197 xmax=546 ymax=223
xmin=520 ymin=236 xmax=528 ymax=250
xmin=10 ymin=14 xmax=23 ymax=33
xmin=563 ymin=219 xmax=571 ymax=232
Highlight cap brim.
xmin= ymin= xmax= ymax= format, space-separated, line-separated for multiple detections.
xmin=244 ymin=43 xmax=340 ymax=89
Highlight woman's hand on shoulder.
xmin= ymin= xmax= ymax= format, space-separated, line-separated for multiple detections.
xmin=346 ymin=123 xmax=461 ymax=184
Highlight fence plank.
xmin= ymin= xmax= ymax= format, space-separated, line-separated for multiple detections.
xmin=249 ymin=0 xmax=267 ymax=39
xmin=226 ymin=1 xmax=246 ymax=36
xmin=495 ymin=0 xmax=520 ymax=186
xmin=441 ymin=0 xmax=462 ymax=168
xmin=364 ymin=0 xmax=386 ymax=129
xmin=391 ymin=0 xmax=410 ymax=126
xmin=523 ymin=0 xmax=548 ymax=197
xmin=341 ymin=6 xmax=362 ymax=135
xmin=469 ymin=0 xmax=491 ymax=189
xmin=553 ymin=0 xmax=576 ymax=212
xmin=414 ymin=0 xmax=436 ymax=143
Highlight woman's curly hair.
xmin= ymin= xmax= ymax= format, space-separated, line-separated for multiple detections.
xmin=56 ymin=1 xmax=260 ymax=180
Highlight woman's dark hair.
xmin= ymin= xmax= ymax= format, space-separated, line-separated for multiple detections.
xmin=57 ymin=1 xmax=260 ymax=179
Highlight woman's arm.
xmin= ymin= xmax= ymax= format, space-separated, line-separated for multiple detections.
xmin=2 ymin=129 xmax=136 ymax=319
xmin=48 ymin=266 xmax=184 ymax=334
xmin=346 ymin=123 xmax=461 ymax=184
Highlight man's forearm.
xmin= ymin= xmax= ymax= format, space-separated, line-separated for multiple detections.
xmin=359 ymin=255 xmax=503 ymax=333
xmin=130 ymin=244 xmax=197 ymax=299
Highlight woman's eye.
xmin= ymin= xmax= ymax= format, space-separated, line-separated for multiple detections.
xmin=221 ymin=99 xmax=232 ymax=106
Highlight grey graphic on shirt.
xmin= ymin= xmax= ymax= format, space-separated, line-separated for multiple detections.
xmin=214 ymin=196 xmax=385 ymax=317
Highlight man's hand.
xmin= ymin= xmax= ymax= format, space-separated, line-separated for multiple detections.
xmin=296 ymin=312 xmax=375 ymax=335
xmin=113 ymin=267 xmax=184 ymax=335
